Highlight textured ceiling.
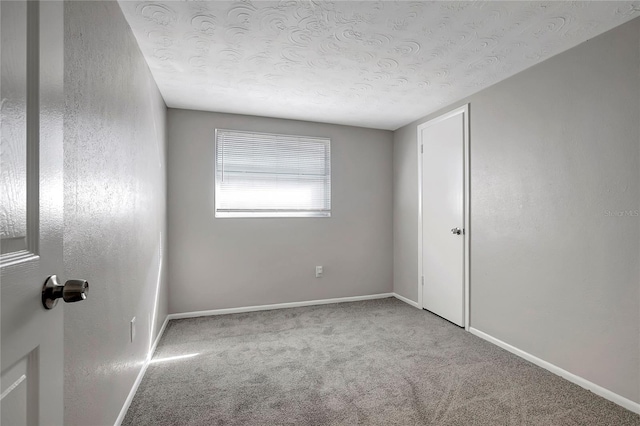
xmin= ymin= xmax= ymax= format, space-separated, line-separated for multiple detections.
xmin=119 ymin=1 xmax=640 ymax=130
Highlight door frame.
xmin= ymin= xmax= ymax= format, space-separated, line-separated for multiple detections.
xmin=417 ymin=104 xmax=470 ymax=330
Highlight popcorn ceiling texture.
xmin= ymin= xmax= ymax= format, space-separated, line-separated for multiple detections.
xmin=118 ymin=1 xmax=639 ymax=130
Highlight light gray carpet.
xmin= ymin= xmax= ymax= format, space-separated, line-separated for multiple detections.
xmin=123 ymin=298 xmax=640 ymax=425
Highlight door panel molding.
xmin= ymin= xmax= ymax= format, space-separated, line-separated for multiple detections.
xmin=417 ymin=104 xmax=470 ymax=330
xmin=0 ymin=0 xmax=40 ymax=266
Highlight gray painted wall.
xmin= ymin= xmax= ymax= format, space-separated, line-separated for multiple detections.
xmin=167 ymin=109 xmax=393 ymax=314
xmin=64 ymin=2 xmax=168 ymax=425
xmin=393 ymin=19 xmax=640 ymax=403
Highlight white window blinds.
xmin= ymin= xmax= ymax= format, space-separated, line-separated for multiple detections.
xmin=215 ymin=129 xmax=331 ymax=218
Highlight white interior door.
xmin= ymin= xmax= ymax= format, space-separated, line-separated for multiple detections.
xmin=1 ymin=1 xmax=65 ymax=424
xmin=419 ymin=105 xmax=468 ymax=328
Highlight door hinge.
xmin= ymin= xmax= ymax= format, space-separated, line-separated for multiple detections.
xmin=420 ymin=144 xmax=423 ymax=153
xmin=421 ymin=276 xmax=424 ymax=286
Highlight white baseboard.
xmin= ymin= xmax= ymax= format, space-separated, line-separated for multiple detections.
xmin=147 ymin=315 xmax=170 ymax=362
xmin=167 ymin=293 xmax=395 ymax=320
xmin=469 ymin=327 xmax=640 ymax=414
xmin=114 ymin=315 xmax=170 ymax=426
xmin=393 ymin=292 xmax=420 ymax=308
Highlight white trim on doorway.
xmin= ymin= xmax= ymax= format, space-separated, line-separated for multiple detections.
xmin=417 ymin=104 xmax=470 ymax=330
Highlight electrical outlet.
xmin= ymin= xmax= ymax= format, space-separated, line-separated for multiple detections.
xmin=130 ymin=317 xmax=136 ymax=343
xmin=315 ymin=266 xmax=323 ymax=278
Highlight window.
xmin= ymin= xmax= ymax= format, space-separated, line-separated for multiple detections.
xmin=215 ymin=129 xmax=331 ymax=218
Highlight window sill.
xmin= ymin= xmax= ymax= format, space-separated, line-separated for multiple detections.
xmin=215 ymin=211 xmax=331 ymax=218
